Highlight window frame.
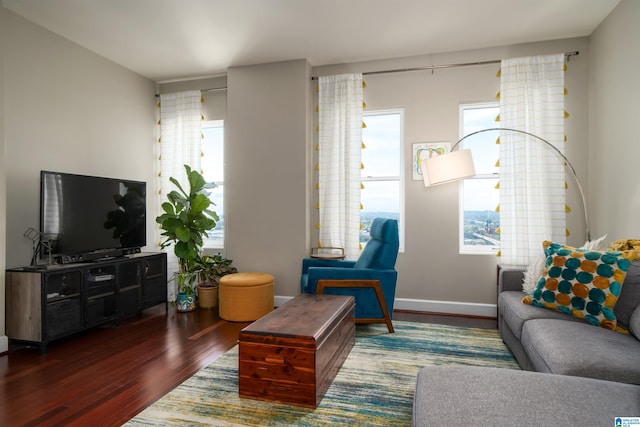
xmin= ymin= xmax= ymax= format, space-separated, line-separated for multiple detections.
xmin=458 ymin=102 xmax=500 ymax=255
xmin=361 ymin=108 xmax=405 ymax=252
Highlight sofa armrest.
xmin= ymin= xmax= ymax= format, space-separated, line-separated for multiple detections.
xmin=498 ymin=265 xmax=526 ymax=293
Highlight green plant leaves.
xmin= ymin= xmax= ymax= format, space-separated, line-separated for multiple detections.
xmin=155 ymin=165 xmax=219 ymax=288
xmin=191 ymin=193 xmax=210 ymax=213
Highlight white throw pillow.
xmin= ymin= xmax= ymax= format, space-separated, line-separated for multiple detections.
xmin=522 ymin=253 xmax=546 ymax=295
xmin=581 ymin=234 xmax=608 ymax=251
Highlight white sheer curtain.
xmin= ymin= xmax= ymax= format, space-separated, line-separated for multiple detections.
xmin=499 ymin=54 xmax=566 ymax=265
xmin=156 ymin=90 xmax=202 ymax=291
xmin=318 ymin=74 xmax=363 ymax=260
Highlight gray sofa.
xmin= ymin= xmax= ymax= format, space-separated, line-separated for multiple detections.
xmin=412 ymin=366 xmax=640 ymax=426
xmin=411 ymin=261 xmax=640 ymax=426
xmin=498 ymin=262 xmax=640 ymax=384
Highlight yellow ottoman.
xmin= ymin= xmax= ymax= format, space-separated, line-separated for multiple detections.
xmin=219 ymin=272 xmax=274 ymax=322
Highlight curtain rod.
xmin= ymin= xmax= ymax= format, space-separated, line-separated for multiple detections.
xmin=155 ymin=87 xmax=227 ymax=97
xmin=310 ymin=51 xmax=579 ymax=80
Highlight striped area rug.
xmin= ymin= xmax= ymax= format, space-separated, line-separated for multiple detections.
xmin=124 ymin=321 xmax=518 ymax=426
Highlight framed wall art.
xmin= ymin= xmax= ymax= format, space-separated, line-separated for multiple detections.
xmin=412 ymin=142 xmax=451 ymax=181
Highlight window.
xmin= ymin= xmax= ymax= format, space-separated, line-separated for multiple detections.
xmin=459 ymin=104 xmax=500 ymax=254
xmin=361 ymin=109 xmax=404 ymax=250
xmin=201 ymin=120 xmax=224 ymax=249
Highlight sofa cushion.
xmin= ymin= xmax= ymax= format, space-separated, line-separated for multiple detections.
xmin=615 ymin=261 xmax=640 ymax=329
xmin=523 ymin=241 xmax=632 ymax=330
xmin=412 ymin=366 xmax=640 ymax=427
xmin=499 ymin=291 xmax=581 ymax=339
xmin=630 ymin=305 xmax=640 ymax=340
xmin=521 ymin=318 xmax=640 ymax=384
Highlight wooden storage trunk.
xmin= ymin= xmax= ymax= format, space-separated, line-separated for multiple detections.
xmin=238 ymin=293 xmax=355 ymax=408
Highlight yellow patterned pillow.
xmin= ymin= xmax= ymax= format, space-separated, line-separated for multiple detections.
xmin=522 ymin=240 xmax=633 ymax=331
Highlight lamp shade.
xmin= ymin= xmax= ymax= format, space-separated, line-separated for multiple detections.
xmin=422 ymin=149 xmax=476 ymax=186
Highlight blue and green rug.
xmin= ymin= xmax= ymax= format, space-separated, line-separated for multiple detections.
xmin=124 ymin=321 xmax=518 ymax=426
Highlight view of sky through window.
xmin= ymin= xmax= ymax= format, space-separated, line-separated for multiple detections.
xmin=460 ymin=104 xmax=500 ymax=251
xmin=360 ymin=110 xmax=403 ymax=248
xmin=201 ymin=121 xmax=225 ymax=248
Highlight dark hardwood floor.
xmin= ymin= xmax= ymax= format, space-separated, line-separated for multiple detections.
xmin=0 ymin=304 xmax=496 ymax=427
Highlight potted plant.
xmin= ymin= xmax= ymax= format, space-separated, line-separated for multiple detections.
xmin=195 ymin=253 xmax=238 ymax=310
xmin=156 ymin=165 xmax=219 ymax=312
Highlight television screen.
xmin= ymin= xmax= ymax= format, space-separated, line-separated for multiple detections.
xmin=40 ymin=171 xmax=146 ymax=261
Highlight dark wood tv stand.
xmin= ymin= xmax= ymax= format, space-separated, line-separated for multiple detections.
xmin=5 ymin=252 xmax=167 ymax=353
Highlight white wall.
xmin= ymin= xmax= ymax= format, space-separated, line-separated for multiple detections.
xmin=226 ymin=60 xmax=312 ymax=298
xmin=313 ymin=38 xmax=590 ymax=314
xmin=588 ymin=0 xmax=640 ymax=240
xmin=3 ymin=9 xmax=157 ymax=270
xmin=0 ymin=6 xmax=8 ymax=352
xmin=1 ymin=9 xmax=156 ymax=348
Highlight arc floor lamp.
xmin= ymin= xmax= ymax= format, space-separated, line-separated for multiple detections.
xmin=420 ymin=127 xmax=590 ymax=241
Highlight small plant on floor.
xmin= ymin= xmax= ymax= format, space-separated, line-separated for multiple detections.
xmin=196 ymin=253 xmax=238 ymax=287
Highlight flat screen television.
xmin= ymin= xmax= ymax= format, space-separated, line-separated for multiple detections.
xmin=40 ymin=170 xmax=146 ymax=264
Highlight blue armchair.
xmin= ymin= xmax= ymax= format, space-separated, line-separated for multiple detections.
xmin=301 ymin=218 xmax=399 ymax=332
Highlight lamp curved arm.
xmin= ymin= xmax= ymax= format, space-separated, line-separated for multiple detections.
xmin=453 ymin=127 xmax=590 ymax=241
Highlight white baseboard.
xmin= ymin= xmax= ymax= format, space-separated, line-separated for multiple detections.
xmin=0 ymin=335 xmax=8 ymax=353
xmin=274 ymin=295 xmax=496 ymax=318
xmin=274 ymin=295 xmax=294 ymax=307
xmin=394 ymin=298 xmax=496 ymax=318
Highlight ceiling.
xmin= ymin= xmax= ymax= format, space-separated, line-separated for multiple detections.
xmin=2 ymin=0 xmax=621 ymax=83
